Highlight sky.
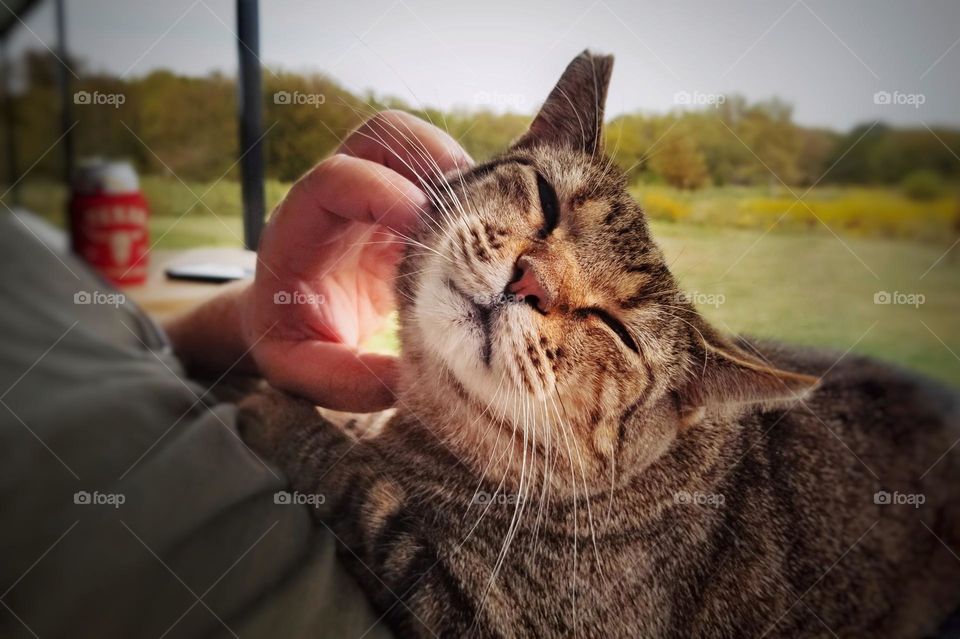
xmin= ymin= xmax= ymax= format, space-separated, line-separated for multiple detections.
xmin=8 ymin=0 xmax=960 ymax=131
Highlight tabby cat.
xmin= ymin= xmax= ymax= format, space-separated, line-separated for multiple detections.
xmin=240 ymin=51 xmax=960 ymax=638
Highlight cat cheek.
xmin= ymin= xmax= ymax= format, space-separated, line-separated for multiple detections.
xmin=592 ymin=417 xmax=620 ymax=461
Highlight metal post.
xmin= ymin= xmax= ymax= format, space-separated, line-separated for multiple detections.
xmin=236 ymin=0 xmax=265 ymax=250
xmin=54 ymin=0 xmax=73 ymax=185
xmin=1 ymin=39 xmax=19 ymax=203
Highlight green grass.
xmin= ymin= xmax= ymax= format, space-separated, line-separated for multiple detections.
xmin=633 ymin=184 xmax=960 ymax=242
xmin=7 ymin=177 xmax=959 ymax=387
xmin=651 ymin=221 xmax=959 ymax=387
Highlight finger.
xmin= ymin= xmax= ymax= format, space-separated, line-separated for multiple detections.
xmin=265 ymin=154 xmax=427 ymax=263
xmin=339 ymin=110 xmax=473 ymax=186
xmin=256 ymin=340 xmax=399 ymax=412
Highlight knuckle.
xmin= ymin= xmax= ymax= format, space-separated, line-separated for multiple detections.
xmin=313 ymin=152 xmax=351 ymax=177
xmin=366 ymin=109 xmax=411 ymax=134
xmin=372 ymin=109 xmax=408 ymax=126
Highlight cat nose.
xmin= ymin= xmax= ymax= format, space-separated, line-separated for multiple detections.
xmin=508 ymin=255 xmax=553 ymax=313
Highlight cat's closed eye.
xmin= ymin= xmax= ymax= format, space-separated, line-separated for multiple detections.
xmin=535 ymin=172 xmax=560 ymax=238
xmin=581 ymin=307 xmax=639 ymax=353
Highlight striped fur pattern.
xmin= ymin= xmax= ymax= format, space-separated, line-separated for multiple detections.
xmin=239 ymin=51 xmax=960 ymax=637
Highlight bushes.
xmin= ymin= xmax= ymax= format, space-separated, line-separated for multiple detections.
xmin=636 ymin=188 xmax=692 ymax=222
xmin=900 ymin=170 xmax=945 ymax=201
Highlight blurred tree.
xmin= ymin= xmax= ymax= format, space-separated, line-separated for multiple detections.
xmin=3 ymin=49 xmax=958 ymax=193
xmin=263 ymin=71 xmax=367 ymax=181
xmin=133 ymin=70 xmax=236 ymax=180
xmin=795 ymin=127 xmax=839 ymax=186
xmin=650 ymin=134 xmax=709 ymax=189
xmin=824 ymin=124 xmax=960 ymax=184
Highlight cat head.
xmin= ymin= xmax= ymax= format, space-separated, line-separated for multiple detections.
xmin=395 ymin=51 xmax=817 ymax=493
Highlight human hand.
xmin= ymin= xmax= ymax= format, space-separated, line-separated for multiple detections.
xmin=240 ymin=111 xmax=472 ymax=411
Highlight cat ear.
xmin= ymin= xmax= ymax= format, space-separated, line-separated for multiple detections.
xmin=677 ymin=338 xmax=819 ymax=425
xmin=512 ymin=50 xmax=614 ymax=156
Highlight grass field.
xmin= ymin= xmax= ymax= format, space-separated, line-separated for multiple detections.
xmin=7 ymin=177 xmax=959 ymax=387
xmin=653 ymin=222 xmax=959 ymax=388
xmin=633 ymin=184 xmax=960 ymax=242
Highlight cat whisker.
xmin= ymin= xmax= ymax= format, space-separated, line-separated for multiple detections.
xmin=473 ymin=381 xmax=526 ymax=622
xmin=548 ymin=386 xmax=604 ymax=583
xmin=485 ymin=365 xmax=533 ymax=600
xmin=390 ymin=266 xmax=434 ymax=282
xmin=545 ymin=388 xmax=582 ymax=630
xmin=342 ymin=125 xmax=454 ymax=233
xmin=334 ymin=102 xmax=456 ymax=224
xmin=653 ymin=305 xmax=711 ymax=376
xmin=343 ymin=105 xmax=469 ymax=237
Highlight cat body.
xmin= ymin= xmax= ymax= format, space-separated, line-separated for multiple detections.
xmin=240 ymin=52 xmax=960 ymax=638
xmin=244 ymin=342 xmax=959 ymax=638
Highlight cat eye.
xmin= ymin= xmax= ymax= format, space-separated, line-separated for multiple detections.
xmin=535 ymin=172 xmax=560 ymax=237
xmin=584 ymin=307 xmax=639 ymax=354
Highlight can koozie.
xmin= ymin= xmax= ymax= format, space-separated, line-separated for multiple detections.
xmin=69 ymin=160 xmax=149 ymax=285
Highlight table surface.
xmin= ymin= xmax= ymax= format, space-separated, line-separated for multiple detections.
xmin=121 ymin=248 xmax=256 ymax=321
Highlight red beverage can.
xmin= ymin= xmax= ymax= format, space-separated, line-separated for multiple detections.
xmin=69 ymin=159 xmax=150 ymax=286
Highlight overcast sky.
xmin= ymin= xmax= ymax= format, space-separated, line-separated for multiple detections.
xmin=9 ymin=0 xmax=960 ymax=130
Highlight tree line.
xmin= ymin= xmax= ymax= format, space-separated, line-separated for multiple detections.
xmin=3 ymin=50 xmax=959 ymax=193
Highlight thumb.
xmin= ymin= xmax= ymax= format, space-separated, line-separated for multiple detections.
xmin=256 ymin=340 xmax=399 ymax=412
